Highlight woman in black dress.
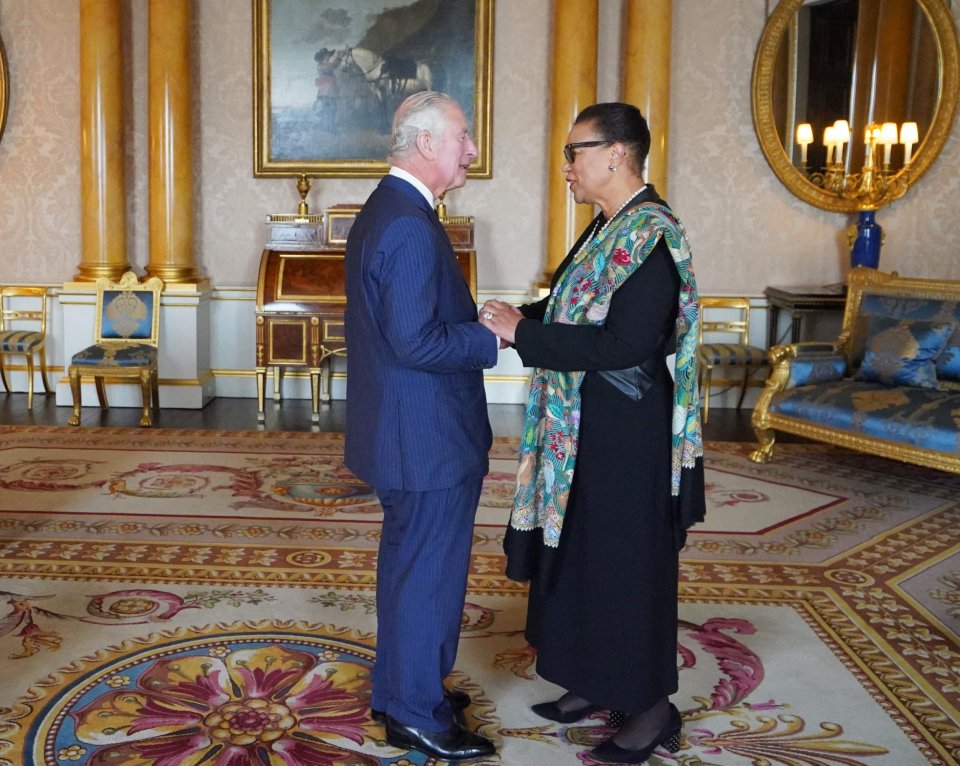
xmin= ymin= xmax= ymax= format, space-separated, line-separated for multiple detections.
xmin=480 ymin=103 xmax=706 ymax=764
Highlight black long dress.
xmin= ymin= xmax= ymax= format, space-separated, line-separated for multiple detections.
xmin=505 ymin=186 xmax=689 ymax=714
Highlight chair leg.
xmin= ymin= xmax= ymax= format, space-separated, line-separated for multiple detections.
xmin=703 ymin=364 xmax=713 ymax=423
xmin=0 ymin=355 xmax=9 ymax=393
xmin=26 ymin=354 xmax=35 ymax=410
xmin=94 ymin=376 xmax=109 ymax=409
xmin=138 ymin=369 xmax=153 ymax=427
xmin=701 ymin=364 xmax=713 ymax=424
xmin=151 ymin=369 xmax=160 ymax=417
xmin=37 ymin=348 xmax=51 ymax=393
xmin=68 ymin=368 xmax=82 ymax=426
xmin=736 ymin=366 xmax=751 ymax=411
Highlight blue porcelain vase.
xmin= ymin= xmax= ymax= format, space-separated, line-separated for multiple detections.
xmin=850 ymin=210 xmax=882 ymax=269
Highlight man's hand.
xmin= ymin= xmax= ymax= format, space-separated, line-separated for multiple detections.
xmin=479 ymin=299 xmax=523 ymax=345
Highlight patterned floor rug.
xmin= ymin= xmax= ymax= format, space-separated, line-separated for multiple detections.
xmin=0 ymin=425 xmax=957 ymax=765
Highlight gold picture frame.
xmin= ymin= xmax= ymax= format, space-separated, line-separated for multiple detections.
xmin=253 ymin=0 xmax=493 ymax=178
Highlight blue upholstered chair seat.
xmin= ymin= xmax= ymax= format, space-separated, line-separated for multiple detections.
xmin=698 ymin=343 xmax=768 ymax=366
xmin=0 ymin=330 xmax=44 ymax=353
xmin=770 ymin=379 xmax=960 ymax=453
xmin=71 ymin=342 xmax=157 ymax=367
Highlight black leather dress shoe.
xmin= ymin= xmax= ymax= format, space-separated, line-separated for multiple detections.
xmin=385 ymin=715 xmax=495 ymax=761
xmin=370 ymin=688 xmax=471 ymax=723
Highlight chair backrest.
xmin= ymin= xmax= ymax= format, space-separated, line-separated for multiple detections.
xmin=698 ymin=296 xmax=751 ymax=347
xmin=0 ymin=286 xmax=48 ymax=335
xmin=94 ymin=272 xmax=164 ymax=346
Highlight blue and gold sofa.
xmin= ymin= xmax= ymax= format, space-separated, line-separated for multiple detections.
xmin=750 ymin=268 xmax=960 ymax=474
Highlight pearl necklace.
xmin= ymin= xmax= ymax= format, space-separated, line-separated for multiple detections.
xmin=553 ymin=186 xmax=649 ymax=298
xmin=591 ymin=185 xmax=648 ymax=242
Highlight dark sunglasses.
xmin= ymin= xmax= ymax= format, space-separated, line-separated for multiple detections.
xmin=563 ymin=140 xmax=612 ymax=163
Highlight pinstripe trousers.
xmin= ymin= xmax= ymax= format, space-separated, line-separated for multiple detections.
xmin=371 ymin=475 xmax=484 ymax=731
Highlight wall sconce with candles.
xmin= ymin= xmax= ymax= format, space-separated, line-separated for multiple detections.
xmin=792 ymin=118 xmax=918 ymax=268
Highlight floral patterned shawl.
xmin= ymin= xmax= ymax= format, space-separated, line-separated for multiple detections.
xmin=509 ymin=202 xmax=703 ymax=548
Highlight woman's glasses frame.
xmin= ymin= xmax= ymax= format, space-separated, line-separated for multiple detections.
xmin=563 ymin=140 xmax=612 ymax=163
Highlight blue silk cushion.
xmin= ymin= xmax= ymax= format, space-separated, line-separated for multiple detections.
xmin=855 ymin=316 xmax=954 ymax=389
xmin=787 ymin=353 xmax=847 ymax=388
xmin=937 ymin=325 xmax=960 ymax=383
xmin=850 ymin=295 xmax=960 ymax=369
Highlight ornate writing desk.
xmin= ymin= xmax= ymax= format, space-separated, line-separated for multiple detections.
xmin=255 ymin=205 xmax=477 ymax=422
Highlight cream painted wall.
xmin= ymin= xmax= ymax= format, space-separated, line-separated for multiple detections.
xmin=1 ymin=0 xmax=958 ymax=293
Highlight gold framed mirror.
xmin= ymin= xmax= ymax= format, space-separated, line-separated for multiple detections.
xmin=0 ymin=33 xmax=8 ymax=144
xmin=752 ymin=0 xmax=959 ymax=213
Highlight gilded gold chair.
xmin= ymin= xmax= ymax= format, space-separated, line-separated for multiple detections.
xmin=68 ymin=272 xmax=164 ymax=427
xmin=697 ymin=296 xmax=768 ymax=423
xmin=0 ymin=286 xmax=52 ymax=409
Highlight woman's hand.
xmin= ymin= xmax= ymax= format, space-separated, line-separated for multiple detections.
xmin=479 ymin=299 xmax=523 ymax=345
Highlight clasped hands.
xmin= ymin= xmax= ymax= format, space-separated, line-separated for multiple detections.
xmin=479 ymin=299 xmax=522 ymax=347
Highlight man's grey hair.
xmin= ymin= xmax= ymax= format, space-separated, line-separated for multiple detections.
xmin=389 ymin=91 xmax=456 ymax=158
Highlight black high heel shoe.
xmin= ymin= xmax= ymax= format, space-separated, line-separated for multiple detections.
xmin=589 ymin=703 xmax=682 ymax=764
xmin=531 ymin=697 xmax=602 ymax=723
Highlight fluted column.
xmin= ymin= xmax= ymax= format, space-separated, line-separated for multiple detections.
xmin=622 ymin=0 xmax=673 ymax=198
xmin=541 ymin=0 xmax=598 ymax=283
xmin=147 ymin=0 xmax=202 ymax=283
xmin=76 ymin=0 xmax=128 ymax=281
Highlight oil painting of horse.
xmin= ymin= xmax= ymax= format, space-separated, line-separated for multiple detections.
xmin=253 ymin=0 xmax=493 ymax=178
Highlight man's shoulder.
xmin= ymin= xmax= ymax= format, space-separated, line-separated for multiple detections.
xmin=355 ymin=180 xmax=427 ymax=227
xmin=356 ymin=179 xmax=434 ymax=229
xmin=374 ymin=175 xmax=428 ymax=206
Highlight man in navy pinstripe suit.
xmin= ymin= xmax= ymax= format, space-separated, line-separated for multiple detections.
xmin=345 ymin=91 xmax=498 ymax=762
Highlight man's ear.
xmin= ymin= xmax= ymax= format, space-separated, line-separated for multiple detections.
xmin=415 ymin=130 xmax=433 ymax=158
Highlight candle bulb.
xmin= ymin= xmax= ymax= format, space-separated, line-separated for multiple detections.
xmin=880 ymin=122 xmax=898 ymax=166
xmin=824 ymin=126 xmax=836 ymax=165
xmin=833 ymin=119 xmax=850 ymax=166
xmin=796 ymin=123 xmax=813 ymax=165
xmin=900 ymin=121 xmax=918 ymax=165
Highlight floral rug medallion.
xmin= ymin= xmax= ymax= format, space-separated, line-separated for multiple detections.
xmin=10 ymin=620 xmax=495 ymax=766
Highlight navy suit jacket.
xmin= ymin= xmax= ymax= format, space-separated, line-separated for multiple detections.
xmin=345 ymin=174 xmax=497 ymax=492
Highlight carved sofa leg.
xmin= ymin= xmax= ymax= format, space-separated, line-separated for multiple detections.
xmin=749 ymin=429 xmax=776 ymax=463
